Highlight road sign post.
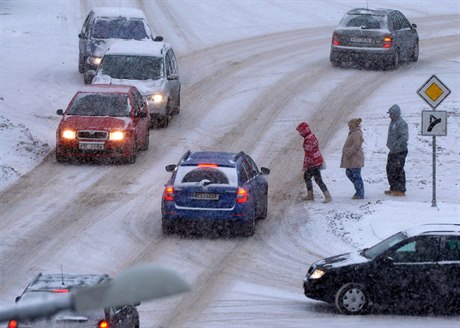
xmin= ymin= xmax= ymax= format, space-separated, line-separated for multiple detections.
xmin=417 ymin=75 xmax=451 ymax=207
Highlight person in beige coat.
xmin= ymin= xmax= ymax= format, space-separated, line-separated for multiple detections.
xmin=340 ymin=118 xmax=365 ymax=199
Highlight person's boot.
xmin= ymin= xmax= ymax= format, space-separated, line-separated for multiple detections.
xmin=302 ymin=190 xmax=314 ymax=201
xmin=322 ymin=191 xmax=332 ymax=203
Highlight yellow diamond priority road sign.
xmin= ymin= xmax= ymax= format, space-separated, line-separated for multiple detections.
xmin=417 ymin=75 xmax=451 ymax=109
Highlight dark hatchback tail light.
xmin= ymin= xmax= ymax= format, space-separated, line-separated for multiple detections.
xmin=332 ymin=32 xmax=340 ymax=45
xmin=383 ymin=35 xmax=393 ymax=48
xmin=7 ymin=320 xmax=17 ymax=328
xmin=164 ymin=186 xmax=174 ymax=201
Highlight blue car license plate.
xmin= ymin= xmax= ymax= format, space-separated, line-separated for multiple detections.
xmin=191 ymin=192 xmax=219 ymax=200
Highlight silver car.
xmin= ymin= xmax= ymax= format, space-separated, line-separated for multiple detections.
xmin=330 ymin=8 xmax=419 ymax=69
xmin=92 ymin=40 xmax=181 ymax=129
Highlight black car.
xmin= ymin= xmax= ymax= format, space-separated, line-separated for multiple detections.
xmin=161 ymin=151 xmax=270 ymax=237
xmin=8 ymin=273 xmax=140 ymax=328
xmin=330 ymin=8 xmax=419 ymax=69
xmin=303 ymin=224 xmax=460 ymax=314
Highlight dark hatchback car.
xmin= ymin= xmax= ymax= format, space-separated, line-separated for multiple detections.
xmin=161 ymin=151 xmax=270 ymax=237
xmin=330 ymin=8 xmax=419 ymax=69
xmin=8 ymin=273 xmax=140 ymax=328
xmin=303 ymin=224 xmax=460 ymax=314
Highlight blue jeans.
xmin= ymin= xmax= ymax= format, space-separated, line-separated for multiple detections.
xmin=345 ymin=168 xmax=364 ymax=197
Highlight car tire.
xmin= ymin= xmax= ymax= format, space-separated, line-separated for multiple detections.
xmin=83 ymin=71 xmax=93 ymax=84
xmin=411 ymin=43 xmax=419 ymax=62
xmin=78 ymin=55 xmax=86 ymax=74
xmin=126 ymin=141 xmax=137 ymax=164
xmin=257 ymin=192 xmax=268 ymax=220
xmin=140 ymin=130 xmax=149 ymax=151
xmin=390 ymin=50 xmax=400 ymax=70
xmin=170 ymin=94 xmax=180 ymax=116
xmin=162 ymin=218 xmax=174 ymax=234
xmin=56 ymin=152 xmax=67 ymax=163
xmin=240 ymin=209 xmax=255 ymax=237
xmin=335 ymin=283 xmax=369 ymax=315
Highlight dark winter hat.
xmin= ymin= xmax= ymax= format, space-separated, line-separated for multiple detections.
xmin=387 ymin=104 xmax=401 ymax=115
xmin=348 ymin=118 xmax=362 ymax=128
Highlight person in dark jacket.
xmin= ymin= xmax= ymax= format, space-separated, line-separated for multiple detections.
xmin=296 ymin=122 xmax=332 ymax=203
xmin=385 ymin=104 xmax=408 ymax=196
xmin=341 ymin=118 xmax=365 ymax=199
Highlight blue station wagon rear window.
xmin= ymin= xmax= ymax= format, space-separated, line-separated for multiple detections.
xmin=175 ymin=166 xmax=238 ymax=186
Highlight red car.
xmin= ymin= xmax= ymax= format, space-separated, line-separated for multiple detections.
xmin=56 ymin=84 xmax=150 ymax=164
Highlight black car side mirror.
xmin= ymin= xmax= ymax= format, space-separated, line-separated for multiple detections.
xmin=78 ymin=33 xmax=85 ymax=39
xmin=260 ymin=167 xmax=270 ymax=175
xmin=411 ymin=23 xmax=417 ymax=29
xmin=56 ymin=109 xmax=64 ymax=115
xmin=154 ymin=36 xmax=164 ymax=42
xmin=165 ymin=164 xmax=177 ymax=172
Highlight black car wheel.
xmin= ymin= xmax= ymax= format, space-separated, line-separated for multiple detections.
xmin=390 ymin=49 xmax=400 ymax=70
xmin=78 ymin=55 xmax=85 ymax=73
xmin=56 ymin=152 xmax=67 ymax=163
xmin=335 ymin=283 xmax=369 ymax=315
xmin=411 ymin=43 xmax=419 ymax=62
xmin=256 ymin=192 xmax=268 ymax=220
xmin=240 ymin=208 xmax=255 ymax=237
xmin=162 ymin=218 xmax=174 ymax=234
xmin=170 ymin=94 xmax=180 ymax=115
xmin=83 ymin=71 xmax=94 ymax=84
xmin=140 ymin=130 xmax=149 ymax=151
xmin=126 ymin=141 xmax=137 ymax=164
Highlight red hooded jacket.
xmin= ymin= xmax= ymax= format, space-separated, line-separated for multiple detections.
xmin=296 ymin=122 xmax=324 ymax=171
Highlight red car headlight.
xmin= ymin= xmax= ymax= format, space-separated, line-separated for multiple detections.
xmin=109 ymin=131 xmax=125 ymax=141
xmin=62 ymin=129 xmax=76 ymax=140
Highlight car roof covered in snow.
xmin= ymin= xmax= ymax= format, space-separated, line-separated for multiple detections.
xmin=179 ymin=151 xmax=246 ymax=167
xmin=404 ymin=223 xmax=460 ymax=237
xmin=346 ymin=8 xmax=394 ymax=16
xmin=77 ymin=84 xmax=135 ymax=94
xmin=92 ymin=7 xmax=148 ymax=20
xmin=24 ymin=273 xmax=110 ymax=292
xmin=105 ymin=40 xmax=169 ymax=57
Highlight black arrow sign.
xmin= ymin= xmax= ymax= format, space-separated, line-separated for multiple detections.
xmin=427 ymin=115 xmax=442 ymax=132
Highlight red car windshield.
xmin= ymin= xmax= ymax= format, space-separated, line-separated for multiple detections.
xmin=67 ymin=94 xmax=130 ymax=117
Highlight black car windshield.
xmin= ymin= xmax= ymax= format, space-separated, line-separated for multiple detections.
xmin=362 ymin=231 xmax=407 ymax=259
xmin=101 ymin=55 xmax=163 ymax=80
xmin=67 ymin=94 xmax=130 ymax=117
xmin=340 ymin=14 xmax=386 ymax=29
xmin=92 ymin=18 xmax=148 ymax=40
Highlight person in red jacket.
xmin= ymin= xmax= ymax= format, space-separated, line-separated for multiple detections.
xmin=296 ymin=122 xmax=332 ymax=203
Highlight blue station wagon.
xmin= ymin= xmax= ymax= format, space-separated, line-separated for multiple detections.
xmin=161 ymin=151 xmax=270 ymax=237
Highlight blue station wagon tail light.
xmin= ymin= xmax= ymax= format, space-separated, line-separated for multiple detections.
xmin=164 ymin=186 xmax=174 ymax=201
xmin=236 ymin=187 xmax=248 ymax=203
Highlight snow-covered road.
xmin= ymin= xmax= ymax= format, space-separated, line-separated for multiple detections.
xmin=1 ymin=1 xmax=459 ymax=327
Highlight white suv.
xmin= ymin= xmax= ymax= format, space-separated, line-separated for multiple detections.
xmin=92 ymin=40 xmax=181 ymax=128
